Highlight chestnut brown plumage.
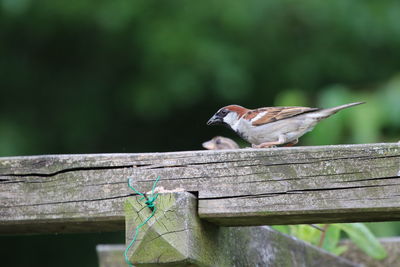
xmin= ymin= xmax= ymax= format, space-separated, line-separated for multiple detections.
xmin=207 ymin=102 xmax=364 ymax=148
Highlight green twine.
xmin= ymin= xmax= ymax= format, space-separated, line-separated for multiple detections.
xmin=124 ymin=176 xmax=161 ymax=267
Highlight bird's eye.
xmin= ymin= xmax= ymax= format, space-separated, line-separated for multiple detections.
xmin=219 ymin=109 xmax=228 ymax=116
xmin=216 ymin=139 xmax=221 ymax=144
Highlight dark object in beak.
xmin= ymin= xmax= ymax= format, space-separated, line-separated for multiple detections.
xmin=207 ymin=115 xmax=223 ymax=125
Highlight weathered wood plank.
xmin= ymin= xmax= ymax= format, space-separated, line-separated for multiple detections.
xmin=125 ymin=192 xmax=220 ymax=266
xmin=125 ymin=192 xmax=358 ymax=267
xmin=1 ymin=143 xmax=400 ymax=233
xmin=97 ymin=237 xmax=400 ymax=267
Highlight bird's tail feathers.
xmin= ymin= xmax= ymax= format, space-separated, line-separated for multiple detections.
xmin=311 ymin=102 xmax=365 ymax=118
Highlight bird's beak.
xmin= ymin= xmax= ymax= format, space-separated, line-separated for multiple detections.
xmin=202 ymin=140 xmax=216 ymax=150
xmin=207 ymin=114 xmax=223 ymax=125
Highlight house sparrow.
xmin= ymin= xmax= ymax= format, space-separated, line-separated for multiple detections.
xmin=202 ymin=136 xmax=240 ymax=150
xmin=207 ymin=102 xmax=365 ymax=148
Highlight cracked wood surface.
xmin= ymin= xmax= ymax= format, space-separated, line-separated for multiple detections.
xmin=1 ymin=143 xmax=400 ymax=234
xmin=125 ymin=193 xmax=358 ymax=267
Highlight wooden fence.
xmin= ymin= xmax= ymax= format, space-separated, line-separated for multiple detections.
xmin=1 ymin=143 xmax=400 ymax=266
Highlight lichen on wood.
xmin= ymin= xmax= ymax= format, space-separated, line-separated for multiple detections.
xmin=1 ymin=143 xmax=399 ymax=234
xmin=124 ymin=193 xmax=358 ymax=267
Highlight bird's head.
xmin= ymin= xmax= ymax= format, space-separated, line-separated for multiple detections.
xmin=207 ymin=105 xmax=248 ymax=128
xmin=202 ymin=136 xmax=240 ymax=150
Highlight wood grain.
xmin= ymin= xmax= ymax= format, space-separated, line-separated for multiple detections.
xmin=124 ymin=193 xmax=358 ymax=267
xmin=1 ymin=143 xmax=400 ymax=234
xmin=97 ymin=237 xmax=400 ymax=267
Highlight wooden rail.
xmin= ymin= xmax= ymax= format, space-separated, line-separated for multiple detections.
xmin=97 ymin=238 xmax=400 ymax=267
xmin=1 ymin=143 xmax=400 ymax=234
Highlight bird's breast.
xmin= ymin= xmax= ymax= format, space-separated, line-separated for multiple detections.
xmin=234 ymin=116 xmax=319 ymax=145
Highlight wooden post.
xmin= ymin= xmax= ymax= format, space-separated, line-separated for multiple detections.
xmin=125 ymin=192 xmax=358 ymax=267
xmin=124 ymin=192 xmax=220 ymax=266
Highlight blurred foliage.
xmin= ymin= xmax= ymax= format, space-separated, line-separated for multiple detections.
xmin=336 ymin=223 xmax=387 ymax=259
xmin=275 ymin=75 xmax=400 ymax=146
xmin=273 ymin=223 xmax=387 ymax=259
xmin=1 ymin=0 xmax=400 ymax=266
xmin=2 ymin=0 xmax=400 ymax=155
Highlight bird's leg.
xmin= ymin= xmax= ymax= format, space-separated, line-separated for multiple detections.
xmin=253 ymin=135 xmax=287 ymax=148
xmin=252 ymin=142 xmax=278 ymax=148
xmin=283 ymin=139 xmax=298 ymax=147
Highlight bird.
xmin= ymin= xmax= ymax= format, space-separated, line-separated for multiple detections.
xmin=207 ymin=102 xmax=365 ymax=148
xmin=202 ymin=136 xmax=240 ymax=150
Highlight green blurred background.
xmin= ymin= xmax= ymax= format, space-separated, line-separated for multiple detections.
xmin=1 ymin=0 xmax=400 ymax=266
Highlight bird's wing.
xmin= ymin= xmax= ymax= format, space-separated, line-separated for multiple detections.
xmin=246 ymin=106 xmax=319 ymax=126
